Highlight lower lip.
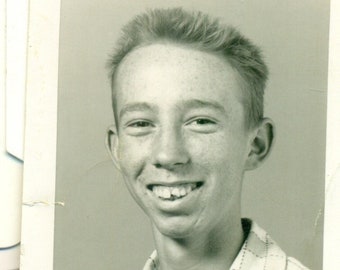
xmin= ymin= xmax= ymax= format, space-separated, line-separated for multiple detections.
xmin=147 ymin=184 xmax=203 ymax=212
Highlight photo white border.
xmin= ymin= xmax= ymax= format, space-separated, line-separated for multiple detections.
xmin=323 ymin=0 xmax=340 ymax=269
xmin=20 ymin=0 xmax=61 ymax=269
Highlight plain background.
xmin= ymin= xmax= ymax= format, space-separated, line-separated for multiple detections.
xmin=54 ymin=1 xmax=329 ymax=269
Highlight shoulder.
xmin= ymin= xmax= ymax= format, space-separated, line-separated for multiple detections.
xmin=230 ymin=219 xmax=310 ymax=270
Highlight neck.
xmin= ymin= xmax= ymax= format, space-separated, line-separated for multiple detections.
xmin=152 ymin=217 xmax=244 ymax=270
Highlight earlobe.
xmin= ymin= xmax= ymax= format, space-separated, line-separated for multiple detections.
xmin=105 ymin=125 xmax=121 ymax=171
xmin=245 ymin=118 xmax=275 ymax=170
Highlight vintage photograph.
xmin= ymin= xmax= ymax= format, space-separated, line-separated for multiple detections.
xmin=50 ymin=1 xmax=329 ymax=269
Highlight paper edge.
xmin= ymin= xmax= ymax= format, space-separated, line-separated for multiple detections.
xmin=20 ymin=1 xmax=61 ymax=269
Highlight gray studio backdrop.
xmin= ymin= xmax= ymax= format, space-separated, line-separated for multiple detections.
xmin=54 ymin=0 xmax=329 ymax=269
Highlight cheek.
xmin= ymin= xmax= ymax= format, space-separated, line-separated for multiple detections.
xmin=117 ymin=137 xmax=150 ymax=178
xmin=188 ymin=133 xmax=246 ymax=164
xmin=189 ymin=133 xmax=248 ymax=193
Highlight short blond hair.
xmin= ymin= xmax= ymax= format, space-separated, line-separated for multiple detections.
xmin=108 ymin=8 xmax=268 ymax=128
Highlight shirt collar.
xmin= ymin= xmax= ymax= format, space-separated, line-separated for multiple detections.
xmin=142 ymin=219 xmax=288 ymax=270
xmin=230 ymin=219 xmax=287 ymax=269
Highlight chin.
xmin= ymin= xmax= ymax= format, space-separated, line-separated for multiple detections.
xmin=159 ymin=228 xmax=193 ymax=240
xmin=153 ymin=216 xmax=199 ymax=239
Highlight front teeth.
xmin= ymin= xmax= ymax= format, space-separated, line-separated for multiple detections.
xmin=152 ymin=183 xmax=197 ymax=200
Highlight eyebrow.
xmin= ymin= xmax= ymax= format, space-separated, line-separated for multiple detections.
xmin=119 ymin=102 xmax=157 ymax=119
xmin=181 ymin=99 xmax=226 ymax=114
xmin=119 ymin=99 xmax=226 ymax=119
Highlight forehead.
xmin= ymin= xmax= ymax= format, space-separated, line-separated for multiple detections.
xmin=113 ymin=43 xmax=244 ymax=114
xmin=117 ymin=43 xmax=230 ymax=75
xmin=115 ymin=43 xmax=240 ymax=83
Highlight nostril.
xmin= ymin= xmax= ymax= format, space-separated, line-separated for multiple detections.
xmin=174 ymin=162 xmax=183 ymax=166
xmin=146 ymin=184 xmax=154 ymax=190
xmin=153 ymin=161 xmax=187 ymax=169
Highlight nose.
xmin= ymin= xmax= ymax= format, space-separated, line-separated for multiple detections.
xmin=151 ymin=125 xmax=190 ymax=170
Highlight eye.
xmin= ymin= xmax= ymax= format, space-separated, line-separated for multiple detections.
xmin=124 ymin=120 xmax=154 ymax=136
xmin=193 ymin=118 xmax=215 ymax=125
xmin=128 ymin=121 xmax=152 ymax=128
xmin=186 ymin=117 xmax=218 ymax=133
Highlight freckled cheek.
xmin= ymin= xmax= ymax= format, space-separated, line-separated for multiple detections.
xmin=188 ymin=134 xmax=246 ymax=192
xmin=186 ymin=134 xmax=232 ymax=163
xmin=117 ymin=137 xmax=152 ymax=179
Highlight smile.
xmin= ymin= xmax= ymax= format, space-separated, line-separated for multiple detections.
xmin=147 ymin=182 xmax=203 ymax=201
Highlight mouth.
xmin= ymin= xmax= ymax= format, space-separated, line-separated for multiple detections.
xmin=147 ymin=182 xmax=204 ymax=201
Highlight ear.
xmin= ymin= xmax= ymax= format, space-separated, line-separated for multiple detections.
xmin=105 ymin=125 xmax=121 ymax=171
xmin=245 ymin=118 xmax=275 ymax=170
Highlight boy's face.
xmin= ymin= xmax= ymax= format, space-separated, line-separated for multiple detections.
xmin=110 ymin=43 xmax=255 ymax=238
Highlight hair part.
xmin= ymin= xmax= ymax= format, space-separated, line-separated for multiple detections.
xmin=107 ymin=7 xmax=268 ymax=128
